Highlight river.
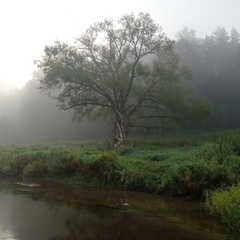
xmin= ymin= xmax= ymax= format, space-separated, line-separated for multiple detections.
xmin=0 ymin=178 xmax=235 ymax=240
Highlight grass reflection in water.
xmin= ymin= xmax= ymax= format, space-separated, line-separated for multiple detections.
xmin=0 ymin=178 xmax=235 ymax=240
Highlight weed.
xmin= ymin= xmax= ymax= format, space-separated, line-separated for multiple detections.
xmin=230 ymin=131 xmax=240 ymax=156
xmin=88 ymin=151 xmax=121 ymax=183
xmin=205 ymin=185 xmax=240 ymax=235
xmin=23 ymin=161 xmax=48 ymax=177
xmin=0 ymin=130 xmax=239 ymax=197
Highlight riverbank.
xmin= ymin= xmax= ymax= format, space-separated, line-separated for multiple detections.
xmin=0 ymin=130 xmax=240 ymax=234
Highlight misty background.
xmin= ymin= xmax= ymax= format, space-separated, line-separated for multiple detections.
xmin=0 ymin=25 xmax=239 ymax=145
xmin=0 ymin=74 xmax=111 ymax=145
xmin=1 ymin=0 xmax=240 ymax=91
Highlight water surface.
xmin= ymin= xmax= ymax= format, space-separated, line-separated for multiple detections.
xmin=0 ymin=178 xmax=234 ymax=240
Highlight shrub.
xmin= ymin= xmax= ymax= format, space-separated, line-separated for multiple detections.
xmin=205 ymin=185 xmax=240 ymax=235
xmin=118 ymin=145 xmax=134 ymax=156
xmin=23 ymin=161 xmax=48 ymax=177
xmin=88 ymin=151 xmax=121 ymax=183
xmin=230 ymin=131 xmax=240 ymax=156
xmin=198 ymin=142 xmax=233 ymax=164
xmin=65 ymin=149 xmax=97 ymax=175
xmin=45 ymin=150 xmax=70 ymax=175
xmin=10 ymin=152 xmax=35 ymax=174
xmin=147 ymin=153 xmax=167 ymax=162
xmin=155 ymin=160 xmax=236 ymax=196
xmin=120 ymin=170 xmax=149 ymax=191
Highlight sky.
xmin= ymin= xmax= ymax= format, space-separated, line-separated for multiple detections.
xmin=0 ymin=0 xmax=239 ymax=93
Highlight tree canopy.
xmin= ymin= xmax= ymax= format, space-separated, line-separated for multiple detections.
xmin=175 ymin=26 xmax=240 ymax=130
xmin=36 ymin=13 xmax=211 ymax=147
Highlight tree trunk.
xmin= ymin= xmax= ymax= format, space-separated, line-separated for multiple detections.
xmin=113 ymin=117 xmax=127 ymax=148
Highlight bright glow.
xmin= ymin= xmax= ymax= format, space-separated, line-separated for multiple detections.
xmin=0 ymin=0 xmax=240 ymax=92
xmin=0 ymin=228 xmax=15 ymax=240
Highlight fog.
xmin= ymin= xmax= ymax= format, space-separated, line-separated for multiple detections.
xmin=0 ymin=24 xmax=239 ymax=145
xmin=1 ymin=0 xmax=240 ymax=92
xmin=0 ymin=1 xmax=240 ymax=144
xmin=0 ymin=79 xmax=111 ymax=145
xmin=174 ymin=26 xmax=240 ymax=130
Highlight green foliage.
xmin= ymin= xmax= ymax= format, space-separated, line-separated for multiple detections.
xmin=183 ymin=95 xmax=213 ymax=120
xmin=205 ymin=186 xmax=240 ymax=235
xmin=23 ymin=161 xmax=48 ymax=177
xmin=230 ymin=131 xmax=240 ymax=156
xmin=158 ymin=161 xmax=235 ymax=196
xmin=147 ymin=153 xmax=167 ymax=162
xmin=175 ymin=26 xmax=240 ymax=131
xmin=118 ymin=145 xmax=135 ymax=156
xmin=0 ymin=130 xmax=240 ymax=198
xmin=37 ymin=13 xmax=211 ymax=144
xmin=88 ymin=151 xmax=121 ymax=183
xmin=198 ymin=141 xmax=233 ymax=164
xmin=125 ymin=134 xmax=205 ymax=149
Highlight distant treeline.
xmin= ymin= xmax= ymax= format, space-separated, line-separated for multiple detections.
xmin=175 ymin=26 xmax=240 ymax=130
xmin=0 ymin=80 xmax=111 ymax=145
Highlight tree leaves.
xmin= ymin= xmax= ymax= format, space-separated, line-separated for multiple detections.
xmin=37 ymin=13 xmax=211 ymax=143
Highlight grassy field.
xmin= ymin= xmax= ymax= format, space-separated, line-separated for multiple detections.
xmin=0 ymin=129 xmax=240 ymax=234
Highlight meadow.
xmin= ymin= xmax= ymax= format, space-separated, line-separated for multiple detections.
xmin=0 ymin=130 xmax=240 ymax=234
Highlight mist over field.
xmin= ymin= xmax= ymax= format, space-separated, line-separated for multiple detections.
xmin=0 ymin=0 xmax=240 ymax=145
xmin=0 ymin=80 xmax=111 ymax=145
xmin=0 ymin=24 xmax=239 ymax=145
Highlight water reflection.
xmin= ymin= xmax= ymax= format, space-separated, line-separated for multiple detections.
xmin=0 ymin=178 xmax=235 ymax=240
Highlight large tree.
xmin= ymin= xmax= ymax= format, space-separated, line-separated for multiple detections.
xmin=36 ymin=13 xmax=211 ymax=147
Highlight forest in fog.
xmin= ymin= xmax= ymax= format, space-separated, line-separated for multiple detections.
xmin=0 ymin=77 xmax=110 ymax=145
xmin=175 ymin=26 xmax=240 ymax=130
xmin=0 ymin=25 xmax=239 ymax=145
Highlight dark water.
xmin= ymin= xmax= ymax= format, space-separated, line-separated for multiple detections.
xmin=0 ymin=178 xmax=234 ymax=240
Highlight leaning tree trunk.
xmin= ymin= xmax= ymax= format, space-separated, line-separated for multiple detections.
xmin=113 ymin=116 xmax=127 ymax=148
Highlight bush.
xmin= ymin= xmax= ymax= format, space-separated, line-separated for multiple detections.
xmin=147 ymin=153 xmax=167 ymax=162
xmin=118 ymin=145 xmax=134 ymax=156
xmin=205 ymin=185 xmax=240 ymax=235
xmin=177 ymin=162 xmax=234 ymax=196
xmin=88 ymin=151 xmax=121 ymax=183
xmin=23 ymin=161 xmax=48 ymax=177
xmin=198 ymin=142 xmax=233 ymax=164
xmin=10 ymin=152 xmax=36 ymax=174
xmin=230 ymin=131 xmax=240 ymax=156
xmin=120 ymin=170 xmax=150 ymax=191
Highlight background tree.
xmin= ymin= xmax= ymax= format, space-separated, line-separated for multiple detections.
xmin=19 ymin=76 xmax=110 ymax=143
xmin=175 ymin=27 xmax=204 ymax=90
xmin=0 ymin=73 xmax=110 ymax=145
xmin=37 ymin=13 xmax=212 ymax=147
xmin=175 ymin=26 xmax=240 ymax=130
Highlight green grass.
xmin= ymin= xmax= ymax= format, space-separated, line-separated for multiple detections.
xmin=0 ymin=130 xmax=239 ymax=195
xmin=1 ymin=130 xmax=240 ymax=233
xmin=205 ymin=185 xmax=240 ymax=236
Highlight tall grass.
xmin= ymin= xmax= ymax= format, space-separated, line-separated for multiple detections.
xmin=0 ymin=130 xmax=239 ymax=197
xmin=205 ymin=186 xmax=240 ymax=235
